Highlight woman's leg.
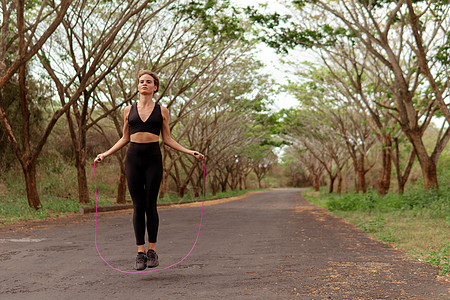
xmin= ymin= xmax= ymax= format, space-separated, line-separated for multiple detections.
xmin=126 ymin=147 xmax=149 ymax=270
xmin=126 ymin=147 xmax=147 ymax=247
xmin=126 ymin=142 xmax=162 ymax=269
xmin=144 ymin=149 xmax=162 ymax=268
xmin=145 ymin=156 xmax=162 ymax=246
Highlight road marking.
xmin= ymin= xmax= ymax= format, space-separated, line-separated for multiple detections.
xmin=0 ymin=238 xmax=46 ymax=243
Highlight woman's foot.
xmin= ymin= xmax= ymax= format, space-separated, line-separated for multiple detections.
xmin=147 ymin=249 xmax=159 ymax=268
xmin=136 ymin=252 xmax=147 ymax=270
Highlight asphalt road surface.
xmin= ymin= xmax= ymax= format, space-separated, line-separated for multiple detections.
xmin=1 ymin=189 xmax=448 ymax=299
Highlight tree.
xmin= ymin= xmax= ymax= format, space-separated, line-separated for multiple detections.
xmin=91 ymin=0 xmax=272 ymax=199
xmin=0 ymin=0 xmax=72 ymax=209
xmin=318 ymin=45 xmax=399 ymax=194
xmin=38 ymin=0 xmax=175 ymax=204
xmin=281 ymin=149 xmax=310 ymax=187
xmin=283 ymin=65 xmax=377 ymax=193
xmin=249 ymin=0 xmax=450 ymax=190
xmin=298 ymin=148 xmax=325 ymax=192
xmin=281 ymin=107 xmax=348 ymax=193
xmin=0 ymin=0 xmax=71 ymax=89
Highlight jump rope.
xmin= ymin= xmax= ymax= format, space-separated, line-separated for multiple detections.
xmin=93 ymin=157 xmax=206 ymax=274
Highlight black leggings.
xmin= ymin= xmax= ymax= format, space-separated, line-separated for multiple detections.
xmin=126 ymin=142 xmax=163 ymax=245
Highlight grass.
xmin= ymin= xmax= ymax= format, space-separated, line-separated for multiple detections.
xmin=303 ymin=188 xmax=450 ymax=275
xmin=0 ymin=188 xmax=262 ymax=225
xmin=0 ymin=157 xmax=266 ymax=224
xmin=0 ymin=195 xmax=80 ymax=224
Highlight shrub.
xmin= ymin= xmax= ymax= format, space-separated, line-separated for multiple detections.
xmin=326 ymin=188 xmax=449 ymax=217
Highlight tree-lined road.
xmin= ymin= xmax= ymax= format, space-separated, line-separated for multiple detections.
xmin=1 ymin=189 xmax=448 ymax=299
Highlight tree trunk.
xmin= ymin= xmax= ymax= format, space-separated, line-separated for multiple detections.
xmin=377 ymin=136 xmax=392 ymax=195
xmin=66 ymin=101 xmax=89 ymax=205
xmin=116 ymin=169 xmax=127 ymax=204
xmin=17 ymin=3 xmax=41 ymax=210
xmin=397 ymin=175 xmax=407 ymax=194
xmin=353 ymin=160 xmax=360 ymax=193
xmin=352 ymin=154 xmax=367 ymax=193
xmin=419 ymin=157 xmax=439 ymax=190
xmin=257 ymin=175 xmax=263 ymax=189
xmin=211 ymin=177 xmax=218 ymax=196
xmin=392 ymin=138 xmax=413 ymax=193
xmin=220 ymin=171 xmax=228 ymax=192
xmin=220 ymin=182 xmax=227 ymax=192
xmin=409 ymin=132 xmax=439 ymax=190
xmin=353 ymin=155 xmax=367 ymax=193
xmin=76 ymin=155 xmax=89 ymax=204
xmin=328 ymin=175 xmax=336 ymax=193
xmin=312 ymin=174 xmax=320 ymax=192
xmin=238 ymin=173 xmax=243 ymax=190
xmin=230 ymin=167 xmax=238 ymax=190
xmin=344 ymin=169 xmax=349 ymax=193
xmin=159 ymin=149 xmax=169 ymax=199
xmin=178 ymin=185 xmax=187 ymax=198
xmin=22 ymin=162 xmax=41 ymax=210
xmin=193 ymin=171 xmax=201 ymax=198
xmin=337 ymin=175 xmax=342 ymax=194
xmin=73 ymin=128 xmax=89 ymax=205
xmin=239 ymin=173 xmax=247 ymax=190
xmin=358 ymin=168 xmax=367 ymax=193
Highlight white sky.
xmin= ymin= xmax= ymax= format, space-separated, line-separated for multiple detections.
xmin=231 ymin=0 xmax=306 ymax=111
xmin=232 ymin=0 xmax=321 ymax=111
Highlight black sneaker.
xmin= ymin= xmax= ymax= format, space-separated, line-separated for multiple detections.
xmin=136 ymin=252 xmax=147 ymax=270
xmin=147 ymin=249 xmax=159 ymax=268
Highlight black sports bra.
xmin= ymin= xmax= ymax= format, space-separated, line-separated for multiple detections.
xmin=128 ymin=103 xmax=163 ymax=136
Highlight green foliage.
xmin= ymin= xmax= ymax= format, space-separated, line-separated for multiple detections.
xmin=326 ymin=188 xmax=449 ymax=218
xmin=305 ymin=185 xmax=449 ymax=274
xmin=306 ymin=155 xmax=450 ymax=275
xmin=325 ymin=153 xmax=449 ymax=214
xmin=244 ymin=7 xmax=289 ymax=30
xmin=245 ymin=4 xmax=352 ymax=53
xmin=175 ymin=0 xmax=246 ymax=41
xmin=356 ymin=216 xmax=385 ymax=232
xmin=424 ymin=243 xmax=449 ymax=275
xmin=376 ymin=229 xmax=398 ymax=243
xmin=356 ymin=216 xmax=398 ymax=243
xmin=0 ymin=195 xmax=79 ymax=224
xmin=356 ymin=0 xmax=390 ymax=9
xmin=436 ymin=32 xmax=450 ymax=65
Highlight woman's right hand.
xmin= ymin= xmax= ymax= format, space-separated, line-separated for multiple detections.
xmin=94 ymin=153 xmax=105 ymax=163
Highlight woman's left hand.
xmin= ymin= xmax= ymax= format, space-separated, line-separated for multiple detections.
xmin=192 ymin=151 xmax=205 ymax=160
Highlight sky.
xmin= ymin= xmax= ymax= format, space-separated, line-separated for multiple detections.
xmin=232 ymin=0 xmax=321 ymax=111
xmin=237 ymin=0 xmax=449 ymax=131
xmin=231 ymin=0 xmax=310 ymax=111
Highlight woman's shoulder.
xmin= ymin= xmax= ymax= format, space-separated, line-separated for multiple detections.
xmin=159 ymin=104 xmax=168 ymax=114
xmin=125 ymin=103 xmax=135 ymax=110
xmin=123 ymin=104 xmax=133 ymax=117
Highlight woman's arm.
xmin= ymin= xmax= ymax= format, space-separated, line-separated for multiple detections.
xmin=160 ymin=106 xmax=204 ymax=160
xmin=95 ymin=106 xmax=131 ymax=163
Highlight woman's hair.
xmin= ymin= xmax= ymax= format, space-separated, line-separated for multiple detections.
xmin=137 ymin=70 xmax=159 ymax=93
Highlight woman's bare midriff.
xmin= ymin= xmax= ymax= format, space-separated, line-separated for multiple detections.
xmin=130 ymin=132 xmax=160 ymax=143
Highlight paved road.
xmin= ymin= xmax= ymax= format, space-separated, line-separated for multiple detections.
xmin=1 ymin=189 xmax=448 ymax=299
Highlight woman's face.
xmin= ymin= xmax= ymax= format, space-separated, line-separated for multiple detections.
xmin=138 ymin=74 xmax=157 ymax=95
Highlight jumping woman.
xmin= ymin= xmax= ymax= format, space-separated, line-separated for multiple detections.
xmin=94 ymin=70 xmax=204 ymax=270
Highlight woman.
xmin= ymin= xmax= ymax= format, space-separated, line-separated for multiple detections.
xmin=95 ymin=70 xmax=204 ymax=270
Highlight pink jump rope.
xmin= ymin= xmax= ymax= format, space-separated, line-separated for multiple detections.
xmin=93 ymin=156 xmax=206 ymax=274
